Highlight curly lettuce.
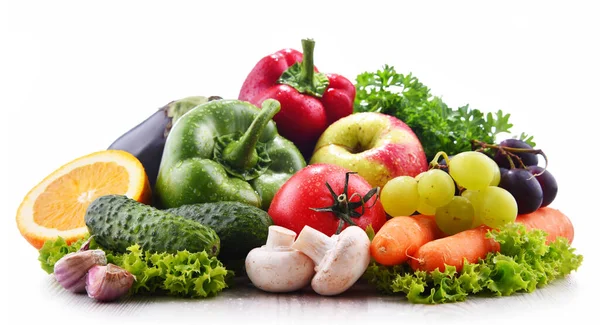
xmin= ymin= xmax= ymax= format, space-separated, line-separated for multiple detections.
xmin=363 ymin=223 xmax=583 ymax=304
xmin=108 ymin=244 xmax=230 ymax=298
xmin=38 ymin=236 xmax=231 ymax=298
xmin=38 ymin=235 xmax=94 ymax=273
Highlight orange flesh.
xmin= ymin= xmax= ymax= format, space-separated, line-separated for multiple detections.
xmin=33 ymin=162 xmax=129 ymax=230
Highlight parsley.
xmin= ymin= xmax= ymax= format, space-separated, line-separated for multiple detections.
xmin=353 ymin=65 xmax=534 ymax=160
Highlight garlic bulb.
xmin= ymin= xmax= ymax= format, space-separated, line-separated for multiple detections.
xmin=53 ymin=249 xmax=107 ymax=293
xmin=86 ymin=264 xmax=135 ymax=302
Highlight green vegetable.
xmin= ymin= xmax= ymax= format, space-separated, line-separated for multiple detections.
xmin=107 ymin=244 xmax=230 ymax=298
xmin=84 ymin=195 xmax=220 ymax=256
xmin=353 ymin=65 xmax=535 ymax=160
xmin=38 ymin=236 xmax=93 ymax=273
xmin=166 ymin=201 xmax=273 ymax=267
xmin=38 ymin=237 xmax=231 ymax=298
xmin=155 ymin=99 xmax=306 ymax=210
xmin=363 ymin=223 xmax=583 ymax=304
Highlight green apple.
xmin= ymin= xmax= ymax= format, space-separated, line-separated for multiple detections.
xmin=309 ymin=112 xmax=428 ymax=188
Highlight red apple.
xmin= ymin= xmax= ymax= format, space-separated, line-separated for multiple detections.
xmin=309 ymin=112 xmax=428 ymax=188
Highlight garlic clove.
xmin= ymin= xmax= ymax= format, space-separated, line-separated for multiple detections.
xmin=53 ymin=249 xmax=107 ymax=293
xmin=86 ymin=263 xmax=135 ymax=302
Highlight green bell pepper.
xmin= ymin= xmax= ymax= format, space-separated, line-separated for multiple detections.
xmin=155 ymin=99 xmax=306 ymax=210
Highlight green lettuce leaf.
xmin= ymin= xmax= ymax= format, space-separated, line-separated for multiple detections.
xmin=363 ymin=223 xmax=583 ymax=304
xmin=108 ymin=244 xmax=230 ymax=298
xmin=38 ymin=237 xmax=231 ymax=298
xmin=38 ymin=235 xmax=96 ymax=273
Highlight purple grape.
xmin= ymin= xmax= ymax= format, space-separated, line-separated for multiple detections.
xmin=527 ymin=165 xmax=558 ymax=207
xmin=494 ymin=139 xmax=539 ymax=169
xmin=499 ymin=168 xmax=543 ymax=214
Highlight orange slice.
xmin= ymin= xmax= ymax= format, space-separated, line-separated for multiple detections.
xmin=16 ymin=150 xmax=152 ymax=249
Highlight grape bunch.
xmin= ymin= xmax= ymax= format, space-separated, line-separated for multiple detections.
xmin=490 ymin=139 xmax=558 ymax=214
xmin=381 ymin=150 xmax=518 ymax=236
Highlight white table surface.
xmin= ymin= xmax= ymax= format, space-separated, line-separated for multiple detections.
xmin=2 ymin=1 xmax=599 ymax=324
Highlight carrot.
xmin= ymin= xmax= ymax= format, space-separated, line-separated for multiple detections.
xmin=409 ymin=226 xmax=500 ymax=273
xmin=370 ymin=215 xmax=444 ymax=266
xmin=516 ymin=207 xmax=574 ymax=244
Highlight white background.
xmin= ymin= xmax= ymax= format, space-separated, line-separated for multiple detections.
xmin=1 ymin=1 xmax=599 ymax=324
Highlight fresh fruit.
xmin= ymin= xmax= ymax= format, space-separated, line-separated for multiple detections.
xmin=488 ymin=158 xmax=501 ymax=186
xmin=417 ymin=169 xmax=455 ymax=208
xmin=498 ymin=168 xmax=543 ymax=214
xmin=448 ymin=151 xmax=496 ymax=190
xmin=527 ymin=165 xmax=558 ymax=207
xmin=85 ymin=195 xmax=220 ymax=256
xmin=380 ymin=176 xmax=419 ymax=216
xmin=416 ymin=198 xmax=437 ymax=216
xmin=494 ymin=138 xmax=539 ymax=169
xmin=268 ymin=164 xmax=387 ymax=237
xmin=16 ymin=150 xmax=152 ymax=249
xmin=478 ymin=186 xmax=518 ymax=228
xmin=309 ymin=112 xmax=428 ymax=188
xmin=166 ymin=201 xmax=273 ymax=266
xmin=435 ymin=196 xmax=475 ymax=235
xmin=461 ymin=189 xmax=482 ymax=226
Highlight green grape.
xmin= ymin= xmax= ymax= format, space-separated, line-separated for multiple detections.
xmin=449 ymin=151 xmax=495 ymax=190
xmin=380 ymin=176 xmax=419 ymax=216
xmin=417 ymin=169 xmax=455 ymax=208
xmin=488 ymin=159 xmax=501 ymax=186
xmin=478 ymin=186 xmax=518 ymax=228
xmin=416 ymin=197 xmax=436 ymax=216
xmin=435 ymin=196 xmax=475 ymax=235
xmin=461 ymin=189 xmax=482 ymax=226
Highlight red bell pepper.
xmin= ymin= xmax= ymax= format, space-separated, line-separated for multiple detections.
xmin=238 ymin=39 xmax=355 ymax=159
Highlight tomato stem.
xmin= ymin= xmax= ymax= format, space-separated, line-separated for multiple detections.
xmin=309 ymin=172 xmax=380 ymax=235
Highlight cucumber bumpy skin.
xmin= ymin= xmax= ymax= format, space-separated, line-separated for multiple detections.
xmin=85 ymin=195 xmax=220 ymax=256
xmin=167 ymin=201 xmax=273 ymax=263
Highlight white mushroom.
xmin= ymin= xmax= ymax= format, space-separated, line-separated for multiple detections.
xmin=245 ymin=225 xmax=315 ymax=293
xmin=291 ymin=225 xmax=371 ymax=296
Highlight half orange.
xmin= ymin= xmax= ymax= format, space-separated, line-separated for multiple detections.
xmin=16 ymin=150 xmax=152 ymax=249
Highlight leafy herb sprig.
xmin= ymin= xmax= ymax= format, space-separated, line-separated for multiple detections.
xmin=353 ymin=65 xmax=534 ymax=160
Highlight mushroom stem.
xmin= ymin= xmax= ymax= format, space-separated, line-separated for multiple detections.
xmin=265 ymin=225 xmax=296 ymax=249
xmin=245 ymin=225 xmax=316 ymax=293
xmin=291 ymin=225 xmax=335 ymax=266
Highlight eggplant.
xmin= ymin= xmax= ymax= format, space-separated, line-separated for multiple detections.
xmin=108 ymin=96 xmax=221 ymax=189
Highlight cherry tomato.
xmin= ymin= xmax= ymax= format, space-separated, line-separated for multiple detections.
xmin=268 ymin=164 xmax=387 ymax=237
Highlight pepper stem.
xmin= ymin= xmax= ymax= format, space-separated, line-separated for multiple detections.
xmin=277 ymin=39 xmax=329 ymax=97
xmin=222 ymin=99 xmax=281 ymax=170
xmin=299 ymin=39 xmax=316 ymax=87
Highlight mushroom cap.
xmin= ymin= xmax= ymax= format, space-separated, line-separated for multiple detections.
xmin=245 ymin=247 xmax=315 ymax=293
xmin=310 ymin=226 xmax=371 ymax=296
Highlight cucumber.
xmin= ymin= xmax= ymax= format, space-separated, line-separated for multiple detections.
xmin=166 ymin=201 xmax=273 ymax=263
xmin=84 ymin=195 xmax=220 ymax=256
